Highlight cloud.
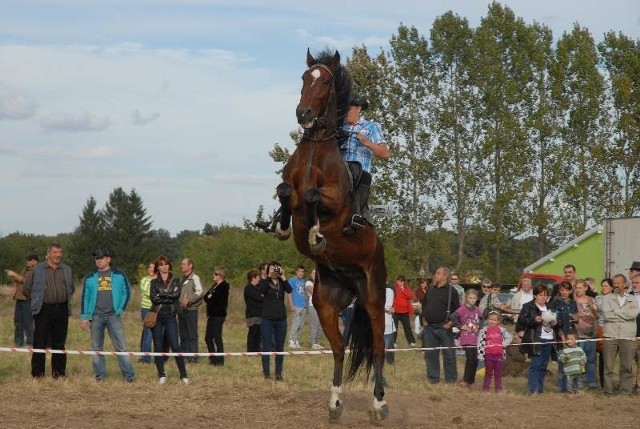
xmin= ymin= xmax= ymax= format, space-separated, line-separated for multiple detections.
xmin=75 ymin=145 xmax=117 ymax=159
xmin=0 ymin=144 xmax=19 ymax=154
xmin=210 ymin=173 xmax=275 ymax=185
xmin=0 ymin=87 xmax=37 ymax=120
xmin=39 ymin=110 xmax=110 ymax=132
xmin=131 ymin=109 xmax=160 ymax=125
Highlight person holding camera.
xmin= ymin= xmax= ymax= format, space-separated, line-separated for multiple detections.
xmin=258 ymin=261 xmax=292 ymax=381
xmin=204 ymin=267 xmax=229 ymax=366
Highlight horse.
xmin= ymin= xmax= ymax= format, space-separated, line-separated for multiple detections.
xmin=273 ymin=49 xmax=388 ymax=422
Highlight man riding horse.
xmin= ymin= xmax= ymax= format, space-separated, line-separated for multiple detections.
xmin=255 ymin=94 xmax=389 ymax=235
xmin=339 ymin=95 xmax=389 ymax=234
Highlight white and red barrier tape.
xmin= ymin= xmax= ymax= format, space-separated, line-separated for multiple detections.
xmin=0 ymin=336 xmax=636 ymax=358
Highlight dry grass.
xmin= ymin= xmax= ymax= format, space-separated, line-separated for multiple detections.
xmin=0 ymin=285 xmax=638 ymax=428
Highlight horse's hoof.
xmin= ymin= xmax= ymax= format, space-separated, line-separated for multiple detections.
xmin=310 ymin=237 xmax=326 ymax=254
xmin=328 ymin=402 xmax=344 ymax=421
xmin=370 ymin=404 xmax=389 ymax=422
xmin=275 ymin=222 xmax=291 ymax=241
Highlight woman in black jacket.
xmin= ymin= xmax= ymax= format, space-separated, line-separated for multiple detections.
xmin=203 ymin=267 xmax=230 ymax=366
xmin=257 ymin=261 xmax=292 ymax=380
xmin=244 ymin=269 xmax=263 ymax=352
xmin=150 ymin=256 xmax=188 ymax=384
xmin=519 ymin=284 xmax=557 ymax=394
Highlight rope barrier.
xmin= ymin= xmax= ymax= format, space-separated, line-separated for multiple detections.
xmin=1 ymin=336 xmax=636 ymax=358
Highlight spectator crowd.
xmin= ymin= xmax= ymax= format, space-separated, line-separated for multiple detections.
xmin=4 ymin=244 xmax=640 ymax=396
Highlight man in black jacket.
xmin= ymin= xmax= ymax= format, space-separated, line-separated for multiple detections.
xmin=421 ymin=266 xmax=460 ymax=384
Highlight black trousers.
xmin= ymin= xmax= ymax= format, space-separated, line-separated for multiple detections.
xmin=463 ymin=346 xmax=479 ymax=384
xmin=393 ymin=312 xmax=416 ymax=345
xmin=178 ymin=310 xmax=199 ymax=362
xmin=205 ymin=316 xmax=226 ymax=365
xmin=247 ymin=323 xmax=262 ymax=353
xmin=32 ymin=302 xmax=69 ymax=378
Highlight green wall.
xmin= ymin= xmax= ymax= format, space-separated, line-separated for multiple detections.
xmin=532 ymin=230 xmax=604 ymax=282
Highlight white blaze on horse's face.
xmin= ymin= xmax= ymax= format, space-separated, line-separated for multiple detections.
xmin=310 ymin=68 xmax=321 ymax=87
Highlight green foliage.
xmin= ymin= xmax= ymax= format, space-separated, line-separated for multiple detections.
xmin=66 ymin=188 xmax=154 ymax=282
xmin=0 ymin=233 xmax=49 ymax=283
xmin=180 ymin=226 xmax=306 ymax=286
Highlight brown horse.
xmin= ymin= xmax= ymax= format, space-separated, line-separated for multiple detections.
xmin=274 ymin=49 xmax=388 ymax=421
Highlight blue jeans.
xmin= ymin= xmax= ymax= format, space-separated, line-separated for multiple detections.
xmin=308 ymin=306 xmax=323 ymax=345
xmin=528 ymin=339 xmax=552 ymax=393
xmin=261 ymin=318 xmax=287 ymax=376
xmin=152 ymin=313 xmax=187 ymax=379
xmin=340 ymin=305 xmax=355 ymax=343
xmin=384 ymin=332 xmax=395 ymax=365
xmin=422 ymin=324 xmax=457 ymax=383
xmin=14 ymin=299 xmax=33 ymax=346
xmin=289 ymin=306 xmax=307 ymax=345
xmin=140 ymin=309 xmax=153 ymax=363
xmin=557 ymin=351 xmax=567 ymax=392
xmin=579 ymin=339 xmax=597 ymax=387
xmin=90 ymin=313 xmax=135 ymax=381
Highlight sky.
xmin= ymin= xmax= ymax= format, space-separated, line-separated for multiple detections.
xmin=1 ymin=0 xmax=639 ymax=236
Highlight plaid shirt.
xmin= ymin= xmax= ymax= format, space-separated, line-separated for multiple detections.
xmin=340 ymin=117 xmax=384 ymax=172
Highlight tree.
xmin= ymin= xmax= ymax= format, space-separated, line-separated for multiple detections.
xmin=553 ymin=24 xmax=614 ymax=238
xmin=102 ymin=187 xmax=154 ymax=281
xmin=0 ymin=232 xmax=49 ymax=283
xmin=599 ymin=32 xmax=640 ymax=217
xmin=66 ymin=196 xmax=106 ymax=277
xmin=471 ymin=3 xmax=535 ymax=280
xmin=429 ymin=12 xmax=481 ymax=269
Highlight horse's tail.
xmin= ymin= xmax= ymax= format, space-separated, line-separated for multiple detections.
xmin=345 ymin=301 xmax=374 ymax=382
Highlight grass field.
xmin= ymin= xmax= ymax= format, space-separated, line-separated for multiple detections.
xmin=0 ymin=283 xmax=638 ymax=428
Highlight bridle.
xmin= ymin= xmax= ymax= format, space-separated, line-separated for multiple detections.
xmin=301 ymin=63 xmax=337 ymax=142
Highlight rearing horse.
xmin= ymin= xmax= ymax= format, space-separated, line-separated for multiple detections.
xmin=274 ymin=49 xmax=388 ymax=421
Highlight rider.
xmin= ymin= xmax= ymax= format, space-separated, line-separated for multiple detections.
xmin=339 ymin=95 xmax=390 ymax=234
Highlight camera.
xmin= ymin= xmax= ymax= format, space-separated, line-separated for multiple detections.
xmin=274 ymin=266 xmax=282 ymax=275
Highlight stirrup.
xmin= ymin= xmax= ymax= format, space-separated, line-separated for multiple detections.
xmin=350 ymin=214 xmax=367 ymax=228
xmin=342 ymin=214 xmax=366 ymax=235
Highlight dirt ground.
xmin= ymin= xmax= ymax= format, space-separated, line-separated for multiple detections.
xmin=3 ymin=378 xmax=637 ymax=429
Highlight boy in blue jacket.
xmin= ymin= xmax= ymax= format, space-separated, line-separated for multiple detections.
xmin=80 ymin=248 xmax=135 ymax=382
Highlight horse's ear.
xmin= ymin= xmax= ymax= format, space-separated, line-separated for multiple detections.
xmin=307 ymin=48 xmax=316 ymax=67
xmin=332 ymin=51 xmax=341 ymax=68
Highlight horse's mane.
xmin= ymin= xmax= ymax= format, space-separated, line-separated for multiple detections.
xmin=311 ymin=49 xmax=352 ymax=129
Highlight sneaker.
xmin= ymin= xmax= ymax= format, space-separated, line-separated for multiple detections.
xmin=275 ymin=374 xmax=283 ymax=382
xmin=181 ymin=378 xmax=189 ymax=385
xmin=409 ymin=343 xmax=417 ymax=348
xmin=312 ymin=344 xmax=324 ymax=350
xmin=288 ymin=340 xmax=296 ymax=348
xmin=158 ymin=376 xmax=167 ymax=384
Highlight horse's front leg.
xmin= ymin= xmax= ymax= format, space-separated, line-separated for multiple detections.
xmin=315 ymin=300 xmax=345 ymax=420
xmin=275 ymin=182 xmax=292 ymax=240
xmin=304 ymin=188 xmax=325 ymax=254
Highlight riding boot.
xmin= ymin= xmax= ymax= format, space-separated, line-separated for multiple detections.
xmin=342 ymin=184 xmax=371 ymax=235
xmin=254 ymin=208 xmax=282 ymax=233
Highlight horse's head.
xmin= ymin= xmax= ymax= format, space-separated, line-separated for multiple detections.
xmin=296 ymin=49 xmax=340 ymax=130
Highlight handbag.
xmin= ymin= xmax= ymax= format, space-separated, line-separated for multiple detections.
xmin=143 ymin=304 xmax=162 ymax=329
xmin=595 ymin=324 xmax=604 ymax=354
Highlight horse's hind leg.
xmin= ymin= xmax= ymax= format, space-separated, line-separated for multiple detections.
xmin=315 ymin=301 xmax=345 ymax=420
xmin=365 ymin=265 xmax=388 ymax=421
xmin=275 ymin=183 xmax=292 ymax=240
xmin=368 ymin=300 xmax=388 ymax=421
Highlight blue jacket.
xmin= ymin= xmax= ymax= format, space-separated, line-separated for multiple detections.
xmin=81 ymin=268 xmax=131 ymax=320
xmin=30 ymin=262 xmax=74 ymax=316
